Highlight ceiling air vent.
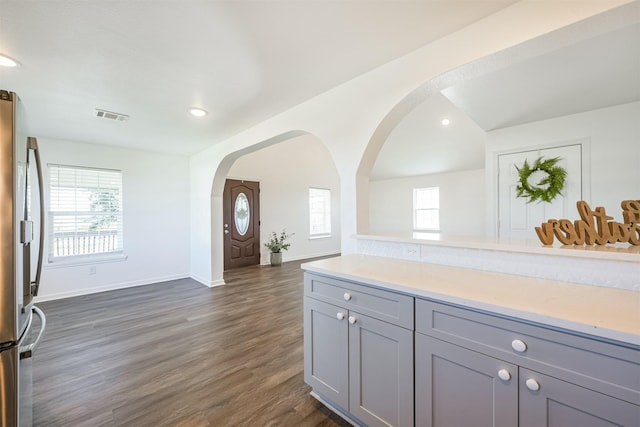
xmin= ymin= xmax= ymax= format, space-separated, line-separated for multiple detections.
xmin=95 ymin=109 xmax=129 ymax=122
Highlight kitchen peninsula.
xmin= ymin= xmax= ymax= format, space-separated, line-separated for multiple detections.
xmin=302 ymin=253 xmax=640 ymax=426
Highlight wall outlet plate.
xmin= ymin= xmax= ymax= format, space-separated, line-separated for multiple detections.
xmin=403 ymin=244 xmax=420 ymax=259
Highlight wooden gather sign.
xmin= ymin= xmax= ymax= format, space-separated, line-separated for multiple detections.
xmin=535 ymin=200 xmax=640 ymax=246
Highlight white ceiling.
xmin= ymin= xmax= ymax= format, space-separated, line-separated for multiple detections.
xmin=442 ymin=22 xmax=640 ymax=131
xmin=0 ymin=0 xmax=517 ymax=155
xmin=371 ymin=93 xmax=486 ymax=180
xmin=371 ymin=21 xmax=640 ymax=180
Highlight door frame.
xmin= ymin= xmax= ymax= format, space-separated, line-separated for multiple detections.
xmin=488 ymin=138 xmax=591 ymax=237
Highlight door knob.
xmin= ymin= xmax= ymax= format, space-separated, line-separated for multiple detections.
xmin=525 ymin=378 xmax=540 ymax=391
xmin=511 ymin=339 xmax=527 ymax=353
xmin=498 ymin=369 xmax=511 ymax=381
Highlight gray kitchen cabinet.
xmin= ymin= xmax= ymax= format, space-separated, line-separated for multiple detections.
xmin=415 ymin=334 xmax=518 ymax=427
xmin=519 ymin=368 xmax=640 ymax=427
xmin=416 ymin=298 xmax=640 ymax=427
xmin=303 ymin=297 xmax=349 ymax=409
xmin=304 ymin=273 xmax=414 ymax=427
xmin=348 ymin=310 xmax=413 ymax=427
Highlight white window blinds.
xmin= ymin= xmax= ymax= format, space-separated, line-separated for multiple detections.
xmin=309 ymin=188 xmax=331 ymax=237
xmin=48 ymin=164 xmax=123 ymax=260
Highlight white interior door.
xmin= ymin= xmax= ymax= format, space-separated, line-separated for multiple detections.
xmin=498 ymin=144 xmax=583 ymax=239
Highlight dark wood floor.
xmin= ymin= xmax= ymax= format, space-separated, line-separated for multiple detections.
xmin=33 ymin=258 xmax=351 ymax=427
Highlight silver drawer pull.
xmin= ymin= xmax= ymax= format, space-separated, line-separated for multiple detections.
xmin=343 ymin=292 xmax=352 ymax=301
xmin=336 ymin=312 xmax=345 ymax=320
xmin=497 ymin=369 xmax=511 ymax=381
xmin=526 ymin=378 xmax=540 ymax=391
xmin=348 ymin=316 xmax=357 ymax=324
xmin=511 ymin=339 xmax=527 ymax=353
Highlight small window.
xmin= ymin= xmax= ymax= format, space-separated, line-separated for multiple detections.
xmin=48 ymin=164 xmax=123 ymax=260
xmin=309 ymin=188 xmax=331 ymax=237
xmin=414 ymin=187 xmax=439 ymax=231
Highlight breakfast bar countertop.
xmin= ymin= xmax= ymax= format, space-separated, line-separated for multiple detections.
xmin=301 ymin=254 xmax=640 ymax=347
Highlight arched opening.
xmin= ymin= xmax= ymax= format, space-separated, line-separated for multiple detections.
xmin=357 ymin=5 xmax=639 ymax=240
xmin=210 ymin=130 xmax=341 ymax=284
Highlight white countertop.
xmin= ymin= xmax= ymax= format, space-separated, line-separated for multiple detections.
xmin=302 ymin=254 xmax=640 ymax=347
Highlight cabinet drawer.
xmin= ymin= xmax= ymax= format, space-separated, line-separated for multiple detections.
xmin=416 ymin=298 xmax=640 ymax=405
xmin=304 ymin=273 xmax=413 ymax=329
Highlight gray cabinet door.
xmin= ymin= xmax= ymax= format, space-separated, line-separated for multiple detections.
xmin=349 ymin=312 xmax=414 ymax=427
xmin=303 ymin=297 xmax=349 ymax=409
xmin=415 ymin=334 xmax=518 ymax=427
xmin=519 ymin=368 xmax=640 ymax=427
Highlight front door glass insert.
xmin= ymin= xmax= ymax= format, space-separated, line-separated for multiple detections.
xmin=234 ymin=192 xmax=250 ymax=235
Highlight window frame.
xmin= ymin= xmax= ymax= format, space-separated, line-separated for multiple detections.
xmin=309 ymin=187 xmax=332 ymax=239
xmin=47 ymin=164 xmax=124 ymax=263
xmin=413 ymin=187 xmax=440 ymax=232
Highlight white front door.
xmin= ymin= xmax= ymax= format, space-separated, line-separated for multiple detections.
xmin=498 ymin=144 xmax=583 ymax=239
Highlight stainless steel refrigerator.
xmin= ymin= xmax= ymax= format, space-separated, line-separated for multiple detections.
xmin=0 ymin=90 xmax=46 ymax=426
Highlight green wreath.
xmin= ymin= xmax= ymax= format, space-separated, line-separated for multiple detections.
xmin=515 ymin=156 xmax=567 ymax=203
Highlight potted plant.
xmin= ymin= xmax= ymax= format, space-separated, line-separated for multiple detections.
xmin=264 ymin=230 xmax=294 ymax=266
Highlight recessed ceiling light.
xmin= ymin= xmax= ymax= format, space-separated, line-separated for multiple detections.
xmin=0 ymin=54 xmax=20 ymax=67
xmin=188 ymin=107 xmax=208 ymax=117
xmin=441 ymin=118 xmax=451 ymax=126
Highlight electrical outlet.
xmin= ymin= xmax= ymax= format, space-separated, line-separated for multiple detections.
xmin=403 ymin=244 xmax=420 ymax=259
xmin=89 ymin=266 xmax=96 ymax=275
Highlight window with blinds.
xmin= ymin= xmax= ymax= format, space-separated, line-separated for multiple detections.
xmin=309 ymin=188 xmax=331 ymax=237
xmin=413 ymin=187 xmax=440 ymax=231
xmin=48 ymin=164 xmax=123 ymax=260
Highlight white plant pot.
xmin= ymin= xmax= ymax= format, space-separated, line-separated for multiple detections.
xmin=270 ymin=252 xmax=282 ymax=266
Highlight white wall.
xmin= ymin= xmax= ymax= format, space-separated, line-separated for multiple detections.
xmin=371 ymin=102 xmax=639 ymax=239
xmin=228 ymin=135 xmax=341 ymax=263
xmin=190 ymin=2 xmax=633 ymax=286
xmin=37 ymin=138 xmax=190 ymax=300
xmin=486 ymin=101 xmax=640 ymax=235
xmin=369 ymin=169 xmax=485 ymax=236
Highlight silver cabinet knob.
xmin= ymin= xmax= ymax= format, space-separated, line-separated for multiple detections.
xmin=224 ymin=230 xmax=229 ymax=234
xmin=348 ymin=316 xmax=357 ymax=324
xmin=511 ymin=339 xmax=527 ymax=353
xmin=343 ymin=292 xmax=352 ymax=301
xmin=497 ymin=369 xmax=511 ymax=381
xmin=526 ymin=378 xmax=540 ymax=391
xmin=336 ymin=312 xmax=345 ymax=320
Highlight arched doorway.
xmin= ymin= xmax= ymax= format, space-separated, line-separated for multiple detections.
xmin=210 ymin=130 xmax=341 ymax=282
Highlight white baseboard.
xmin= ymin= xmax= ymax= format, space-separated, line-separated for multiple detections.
xmin=34 ymin=273 xmax=190 ymax=302
xmin=35 ymin=253 xmax=338 ymax=301
xmin=260 ymin=251 xmax=340 ymax=266
xmin=190 ymin=274 xmax=225 ymax=288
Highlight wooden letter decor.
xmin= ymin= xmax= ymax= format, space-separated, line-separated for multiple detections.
xmin=535 ymin=200 xmax=640 ymax=246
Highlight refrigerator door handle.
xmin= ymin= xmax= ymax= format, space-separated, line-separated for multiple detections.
xmin=27 ymin=137 xmax=44 ymax=297
xmin=19 ymin=306 xmax=46 ymax=359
